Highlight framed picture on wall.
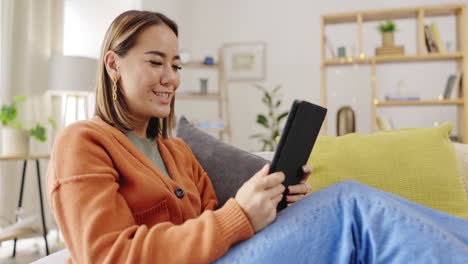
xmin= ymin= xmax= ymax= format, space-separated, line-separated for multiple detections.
xmin=222 ymin=42 xmax=266 ymax=81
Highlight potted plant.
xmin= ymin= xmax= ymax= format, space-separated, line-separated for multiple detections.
xmin=251 ymin=84 xmax=289 ymax=151
xmin=1 ymin=96 xmax=28 ymax=155
xmin=28 ymin=118 xmax=57 ymax=142
xmin=378 ymin=20 xmax=396 ymax=47
xmin=0 ymin=96 xmax=56 ymax=156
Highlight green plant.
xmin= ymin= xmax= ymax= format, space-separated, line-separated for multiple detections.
xmin=0 ymin=95 xmax=26 ymax=129
xmin=251 ymin=84 xmax=289 ymax=151
xmin=27 ymin=118 xmax=57 ymax=142
xmin=378 ymin=20 xmax=396 ymax=32
xmin=0 ymin=95 xmax=56 ymax=142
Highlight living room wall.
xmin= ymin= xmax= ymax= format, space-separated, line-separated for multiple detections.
xmin=63 ymin=0 xmax=468 ymax=151
xmin=143 ymin=0 xmax=468 ymax=151
xmin=63 ymin=0 xmax=141 ymax=58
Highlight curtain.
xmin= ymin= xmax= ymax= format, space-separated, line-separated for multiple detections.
xmin=0 ymin=0 xmax=64 ymax=229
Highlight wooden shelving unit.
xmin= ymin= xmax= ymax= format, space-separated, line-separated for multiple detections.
xmin=375 ymin=99 xmax=464 ymax=106
xmin=179 ymin=58 xmax=231 ymax=142
xmin=324 ymin=52 xmax=464 ymax=65
xmin=181 ymin=62 xmax=221 ymax=69
xmin=321 ymin=4 xmax=468 ymax=142
xmin=177 ymin=92 xmax=222 ymax=100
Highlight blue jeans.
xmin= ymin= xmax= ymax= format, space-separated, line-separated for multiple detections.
xmin=215 ymin=181 xmax=468 ymax=264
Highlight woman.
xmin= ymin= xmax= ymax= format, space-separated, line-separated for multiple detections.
xmin=47 ymin=10 xmax=468 ymax=264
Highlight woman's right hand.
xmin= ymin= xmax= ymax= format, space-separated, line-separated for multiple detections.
xmin=235 ymin=164 xmax=285 ymax=233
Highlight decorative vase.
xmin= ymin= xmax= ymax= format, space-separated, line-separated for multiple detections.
xmin=382 ymin=32 xmax=395 ymax=47
xmin=179 ymin=49 xmax=191 ymax=64
xmin=336 ymin=106 xmax=356 ymax=136
xmin=199 ymin=78 xmax=208 ymax=95
xmin=2 ymin=127 xmax=29 ymax=156
xmin=337 ymin=46 xmax=346 ymax=57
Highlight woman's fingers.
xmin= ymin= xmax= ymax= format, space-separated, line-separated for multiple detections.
xmin=266 ymin=183 xmax=286 ymax=199
xmin=286 ymin=194 xmax=305 ymax=203
xmin=288 ymin=182 xmax=310 ymax=195
xmin=299 ymin=165 xmax=313 ymax=182
xmin=260 ymin=172 xmax=285 ymax=189
xmin=252 ymin=164 xmax=270 ymax=180
xmin=272 ymin=193 xmax=283 ymax=206
xmin=302 ymin=164 xmax=313 ymax=174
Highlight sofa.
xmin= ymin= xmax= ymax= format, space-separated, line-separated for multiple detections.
xmin=32 ymin=119 xmax=468 ymax=263
xmin=33 ymin=144 xmax=468 ymax=263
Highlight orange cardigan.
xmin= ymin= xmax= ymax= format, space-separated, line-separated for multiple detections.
xmin=47 ymin=116 xmax=254 ymax=264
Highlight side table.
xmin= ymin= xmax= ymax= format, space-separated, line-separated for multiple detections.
xmin=0 ymin=154 xmax=50 ymax=257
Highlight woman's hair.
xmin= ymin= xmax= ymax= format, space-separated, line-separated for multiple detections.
xmin=94 ymin=10 xmax=178 ymax=139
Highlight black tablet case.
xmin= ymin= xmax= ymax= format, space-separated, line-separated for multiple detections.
xmin=271 ymin=100 xmax=327 ymax=211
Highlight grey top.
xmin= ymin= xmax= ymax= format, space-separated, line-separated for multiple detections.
xmin=125 ymin=132 xmax=171 ymax=178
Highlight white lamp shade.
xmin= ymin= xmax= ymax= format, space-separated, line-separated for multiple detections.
xmin=48 ymin=55 xmax=98 ymax=93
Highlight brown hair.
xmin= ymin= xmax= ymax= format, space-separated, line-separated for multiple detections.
xmin=94 ymin=10 xmax=178 ymax=139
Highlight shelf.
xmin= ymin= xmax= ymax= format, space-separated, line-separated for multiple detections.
xmin=322 ymin=14 xmax=358 ymax=24
xmin=324 ymin=52 xmax=464 ymax=65
xmin=374 ymin=53 xmax=464 ymax=63
xmin=177 ymin=92 xmax=221 ymax=100
xmin=322 ymin=4 xmax=463 ymax=24
xmin=324 ymin=57 xmax=370 ymax=65
xmin=375 ymin=99 xmax=464 ymax=106
xmin=425 ymin=5 xmax=463 ymax=17
xmin=196 ymin=127 xmax=229 ymax=133
xmin=181 ymin=62 xmax=219 ymax=69
xmin=0 ymin=227 xmax=38 ymax=242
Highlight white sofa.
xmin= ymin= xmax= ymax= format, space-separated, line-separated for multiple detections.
xmin=32 ymin=143 xmax=468 ymax=263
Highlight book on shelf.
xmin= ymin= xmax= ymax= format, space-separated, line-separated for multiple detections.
xmin=424 ymin=25 xmax=439 ymax=53
xmin=324 ymin=36 xmax=336 ymax=58
xmin=443 ymin=72 xmax=462 ymax=99
xmin=384 ymin=95 xmax=421 ymax=101
xmin=376 ymin=116 xmax=395 ymax=131
xmin=430 ymin=22 xmax=445 ymax=53
xmin=424 ymin=23 xmax=445 ymax=53
xmin=194 ymin=120 xmax=226 ymax=129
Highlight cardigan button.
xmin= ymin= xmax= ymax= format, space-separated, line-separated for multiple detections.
xmin=175 ymin=188 xmax=185 ymax=198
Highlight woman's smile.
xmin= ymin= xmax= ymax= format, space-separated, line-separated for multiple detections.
xmin=152 ymin=90 xmax=173 ymax=104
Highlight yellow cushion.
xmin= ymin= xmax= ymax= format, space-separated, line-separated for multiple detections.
xmin=307 ymin=122 xmax=468 ymax=218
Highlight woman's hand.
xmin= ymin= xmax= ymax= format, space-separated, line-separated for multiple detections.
xmin=235 ymin=164 xmax=285 ymax=233
xmin=285 ymin=165 xmax=312 ymax=206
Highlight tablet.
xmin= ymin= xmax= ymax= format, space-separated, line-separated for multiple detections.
xmin=270 ymin=100 xmax=327 ymax=211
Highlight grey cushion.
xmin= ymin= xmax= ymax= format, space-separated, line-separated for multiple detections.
xmin=176 ymin=116 xmax=268 ymax=207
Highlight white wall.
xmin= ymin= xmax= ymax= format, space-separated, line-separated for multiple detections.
xmin=141 ymin=0 xmax=192 ymax=57
xmin=63 ymin=0 xmax=142 ymax=58
xmin=142 ymin=0 xmax=468 ymax=151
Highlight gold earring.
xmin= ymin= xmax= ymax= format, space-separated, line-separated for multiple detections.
xmin=112 ymin=76 xmax=118 ymax=101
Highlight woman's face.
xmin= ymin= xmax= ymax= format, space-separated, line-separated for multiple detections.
xmin=114 ymin=24 xmax=180 ymax=121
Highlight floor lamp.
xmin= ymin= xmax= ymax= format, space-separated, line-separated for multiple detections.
xmin=47 ymin=55 xmax=97 ymax=247
xmin=47 ymin=55 xmax=97 ymax=127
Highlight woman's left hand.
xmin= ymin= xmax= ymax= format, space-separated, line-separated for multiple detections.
xmin=285 ymin=165 xmax=313 ymax=206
